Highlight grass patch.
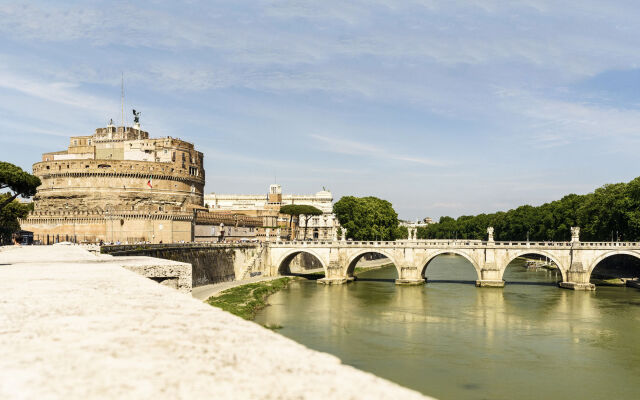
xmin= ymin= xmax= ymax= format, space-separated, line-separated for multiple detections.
xmin=591 ymin=277 xmax=626 ymax=286
xmin=206 ymin=277 xmax=293 ymax=320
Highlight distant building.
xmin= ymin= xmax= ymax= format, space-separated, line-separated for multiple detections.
xmin=204 ymin=184 xmax=340 ymax=241
xmin=193 ymin=211 xmax=262 ymax=242
xmin=21 ymin=122 xmax=205 ymax=244
xmin=400 ymin=217 xmax=433 ymax=229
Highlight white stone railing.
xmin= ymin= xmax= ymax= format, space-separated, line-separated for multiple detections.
xmin=269 ymin=239 xmax=640 ymax=249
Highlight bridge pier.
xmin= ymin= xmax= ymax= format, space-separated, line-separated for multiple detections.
xmin=475 ymin=280 xmax=505 ymax=288
xmin=317 ymin=278 xmax=349 ymax=285
xmin=318 ymin=262 xmax=349 ymax=285
xmin=395 ymin=278 xmax=425 ymax=286
xmin=558 ymin=282 xmax=595 ymax=290
xmin=559 ymin=263 xmax=595 ymax=291
xmin=476 ymin=266 xmax=505 ymax=288
xmin=395 ymin=265 xmax=424 ymax=285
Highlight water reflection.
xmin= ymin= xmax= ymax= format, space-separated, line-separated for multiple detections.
xmin=255 ymin=256 xmax=640 ymax=400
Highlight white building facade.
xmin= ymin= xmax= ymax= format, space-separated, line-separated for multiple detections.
xmin=204 ymin=184 xmax=340 ymax=241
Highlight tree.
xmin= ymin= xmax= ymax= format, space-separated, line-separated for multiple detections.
xmin=280 ymin=204 xmax=302 ymax=239
xmin=279 ymin=204 xmax=323 ymax=240
xmin=417 ymin=176 xmax=640 ymax=242
xmin=0 ymin=194 xmax=32 ymax=244
xmin=333 ymin=196 xmax=400 ymax=241
xmin=0 ymin=161 xmax=41 ymax=212
xmin=297 ymin=205 xmax=323 ymax=240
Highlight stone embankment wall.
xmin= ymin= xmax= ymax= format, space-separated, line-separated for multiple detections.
xmin=102 ymin=243 xmax=262 ymax=286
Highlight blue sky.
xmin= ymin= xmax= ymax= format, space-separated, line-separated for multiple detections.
xmin=1 ymin=1 xmax=640 ymax=220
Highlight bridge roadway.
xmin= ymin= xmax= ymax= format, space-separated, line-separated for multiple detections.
xmin=265 ymin=238 xmax=640 ymax=290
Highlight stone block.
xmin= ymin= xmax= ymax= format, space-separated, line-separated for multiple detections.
xmin=559 ymin=282 xmax=596 ymax=291
xmin=475 ymin=280 xmax=505 ymax=288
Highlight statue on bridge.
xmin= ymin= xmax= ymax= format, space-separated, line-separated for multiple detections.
xmin=571 ymin=227 xmax=580 ymax=243
xmin=487 ymin=227 xmax=494 ymax=242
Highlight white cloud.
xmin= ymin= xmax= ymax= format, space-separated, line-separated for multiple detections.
xmin=310 ymin=134 xmax=444 ymax=166
xmin=0 ymin=68 xmax=118 ymax=114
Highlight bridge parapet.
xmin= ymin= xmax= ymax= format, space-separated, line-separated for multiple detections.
xmin=270 ymin=240 xmax=640 ymax=250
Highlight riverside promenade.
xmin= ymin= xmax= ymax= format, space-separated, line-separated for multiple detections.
xmin=0 ymin=245 xmax=429 ymax=400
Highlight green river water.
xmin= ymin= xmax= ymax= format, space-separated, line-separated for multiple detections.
xmin=254 ymin=255 xmax=640 ymax=399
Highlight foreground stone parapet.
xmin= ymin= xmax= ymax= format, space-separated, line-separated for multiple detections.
xmin=0 ymin=245 xmax=430 ymax=400
xmin=118 ymin=256 xmax=192 ymax=292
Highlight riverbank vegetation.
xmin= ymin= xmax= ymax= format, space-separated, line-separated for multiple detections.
xmin=207 ymin=277 xmax=293 ymax=320
xmin=418 ymin=176 xmax=640 ymax=242
xmin=207 ymin=265 xmax=397 ymax=321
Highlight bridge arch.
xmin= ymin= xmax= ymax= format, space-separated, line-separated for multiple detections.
xmin=275 ymin=249 xmax=328 ymax=276
xmin=418 ymin=250 xmax=481 ymax=281
xmin=500 ymin=250 xmax=566 ymax=282
xmin=587 ymin=250 xmax=640 ymax=279
xmin=345 ymin=249 xmax=401 ymax=278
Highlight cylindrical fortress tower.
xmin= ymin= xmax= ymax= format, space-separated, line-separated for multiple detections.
xmin=31 ymin=158 xmax=204 ymax=212
xmin=21 ymin=124 xmax=206 ymax=244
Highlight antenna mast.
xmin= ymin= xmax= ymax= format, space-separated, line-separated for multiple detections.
xmin=121 ymin=73 xmax=124 ymax=128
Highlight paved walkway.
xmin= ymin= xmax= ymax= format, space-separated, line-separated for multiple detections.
xmin=0 ymin=245 xmax=430 ymax=400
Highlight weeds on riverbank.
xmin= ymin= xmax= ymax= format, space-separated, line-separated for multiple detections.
xmin=206 ymin=277 xmax=293 ymax=320
xmin=207 ymin=264 xmax=395 ymax=321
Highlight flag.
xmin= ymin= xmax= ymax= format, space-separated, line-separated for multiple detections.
xmin=147 ymin=178 xmax=153 ymax=189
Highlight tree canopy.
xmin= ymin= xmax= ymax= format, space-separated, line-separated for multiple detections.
xmin=333 ymin=196 xmax=405 ymax=241
xmin=0 ymin=161 xmax=41 ymax=211
xmin=280 ymin=204 xmax=324 ymax=239
xmin=280 ymin=204 xmax=321 ymax=216
xmin=418 ymin=176 xmax=640 ymax=242
xmin=0 ymin=193 xmax=32 ymax=244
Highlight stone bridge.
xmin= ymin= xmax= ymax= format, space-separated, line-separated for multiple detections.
xmin=265 ymin=232 xmax=640 ymax=291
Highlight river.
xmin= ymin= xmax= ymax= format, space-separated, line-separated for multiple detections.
xmin=254 ymin=255 xmax=640 ymax=399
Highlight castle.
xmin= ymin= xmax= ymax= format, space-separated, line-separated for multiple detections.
xmin=20 ymin=122 xmax=205 ymax=244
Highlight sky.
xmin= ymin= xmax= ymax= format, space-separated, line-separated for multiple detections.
xmin=1 ymin=0 xmax=640 ymax=220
